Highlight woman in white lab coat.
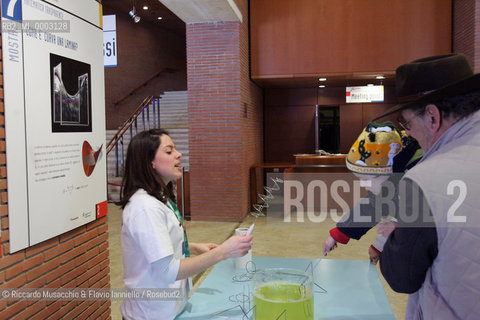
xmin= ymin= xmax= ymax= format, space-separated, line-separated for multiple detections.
xmin=119 ymin=129 xmax=252 ymax=320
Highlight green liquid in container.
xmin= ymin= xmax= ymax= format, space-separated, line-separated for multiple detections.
xmin=253 ymin=281 xmax=313 ymax=320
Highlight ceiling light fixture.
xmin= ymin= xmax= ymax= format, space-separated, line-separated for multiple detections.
xmin=143 ymin=5 xmax=148 ymax=10
xmin=318 ymin=77 xmax=327 ymax=81
xmin=318 ymin=85 xmax=326 ymax=88
xmin=129 ymin=7 xmax=141 ymax=23
xmin=375 ymin=76 xmax=385 ymax=79
xmin=129 ymin=0 xmax=141 ymax=23
xmin=157 ymin=16 xmax=163 ymax=20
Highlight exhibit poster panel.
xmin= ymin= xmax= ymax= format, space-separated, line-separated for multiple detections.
xmin=1 ymin=0 xmax=107 ymax=252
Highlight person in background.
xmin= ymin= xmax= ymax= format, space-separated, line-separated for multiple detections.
xmin=119 ymin=129 xmax=253 ymax=320
xmin=322 ymin=121 xmax=422 ymax=264
xmin=375 ymin=53 xmax=480 ymax=319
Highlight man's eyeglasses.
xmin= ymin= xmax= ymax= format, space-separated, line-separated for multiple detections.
xmin=398 ymin=113 xmax=421 ymax=131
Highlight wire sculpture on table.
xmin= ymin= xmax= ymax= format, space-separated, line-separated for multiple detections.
xmin=228 ymin=283 xmax=253 ymax=319
xmin=232 ymin=260 xmax=257 ymax=283
xmin=304 ymin=260 xmax=328 ymax=294
xmin=219 ymin=176 xmax=327 ymax=319
xmin=230 ymin=176 xmax=284 ymax=285
xmin=221 ymin=177 xmax=284 ymax=319
xmin=251 ymin=176 xmax=284 ymax=219
xmin=226 ymin=259 xmax=327 ymax=320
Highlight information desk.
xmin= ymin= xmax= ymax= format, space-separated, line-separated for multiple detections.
xmin=177 ymin=257 xmax=395 ymax=319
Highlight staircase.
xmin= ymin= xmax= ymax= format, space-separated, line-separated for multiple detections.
xmin=107 ymin=91 xmax=189 ymax=201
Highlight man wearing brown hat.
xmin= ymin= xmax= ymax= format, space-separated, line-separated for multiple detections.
xmin=375 ymin=54 xmax=480 ymax=319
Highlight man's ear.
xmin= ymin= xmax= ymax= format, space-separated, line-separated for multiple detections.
xmin=425 ymin=104 xmax=442 ymax=132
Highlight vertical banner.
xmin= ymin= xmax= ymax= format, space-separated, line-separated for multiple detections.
xmin=103 ymin=14 xmax=116 ymax=67
xmin=1 ymin=0 xmax=107 ymax=252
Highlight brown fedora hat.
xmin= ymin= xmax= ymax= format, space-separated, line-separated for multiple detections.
xmin=373 ymin=53 xmax=480 ymax=121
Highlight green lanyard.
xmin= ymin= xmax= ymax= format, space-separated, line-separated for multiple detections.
xmin=167 ymin=199 xmax=190 ymax=258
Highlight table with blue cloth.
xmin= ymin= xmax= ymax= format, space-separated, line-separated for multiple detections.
xmin=177 ymin=256 xmax=395 ymax=320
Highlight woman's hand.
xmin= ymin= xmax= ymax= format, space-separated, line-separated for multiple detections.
xmin=177 ymin=236 xmax=252 ymax=280
xmin=218 ymin=235 xmax=253 ymax=259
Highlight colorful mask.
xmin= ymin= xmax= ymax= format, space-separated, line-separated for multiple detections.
xmin=346 ymin=121 xmax=403 ymax=175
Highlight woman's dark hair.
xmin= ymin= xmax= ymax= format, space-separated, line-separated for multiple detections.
xmin=118 ymin=128 xmax=175 ymax=208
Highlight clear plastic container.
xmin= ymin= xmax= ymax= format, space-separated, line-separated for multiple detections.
xmin=253 ymin=268 xmax=313 ymax=320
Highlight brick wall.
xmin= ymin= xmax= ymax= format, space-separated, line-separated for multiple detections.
xmin=0 ymin=36 xmax=111 ymax=320
xmin=454 ymin=0 xmax=480 ymax=72
xmin=187 ymin=0 xmax=263 ymax=221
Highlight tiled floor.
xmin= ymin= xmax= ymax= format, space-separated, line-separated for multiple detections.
xmin=108 ymin=203 xmax=408 ymax=319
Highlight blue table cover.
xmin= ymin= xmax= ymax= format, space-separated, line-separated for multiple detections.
xmin=177 ymin=257 xmax=395 ymax=320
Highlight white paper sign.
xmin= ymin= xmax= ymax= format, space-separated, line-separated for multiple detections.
xmin=346 ymin=85 xmax=384 ymax=103
xmin=103 ymin=14 xmax=117 ymax=67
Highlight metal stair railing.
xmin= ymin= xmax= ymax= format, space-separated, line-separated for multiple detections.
xmin=106 ymin=95 xmax=161 ymax=178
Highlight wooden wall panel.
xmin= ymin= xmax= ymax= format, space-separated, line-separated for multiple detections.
xmin=251 ymin=0 xmax=452 ymax=77
xmin=265 ymin=88 xmax=316 ymax=106
xmin=265 ymin=104 xmax=316 ymax=163
xmin=340 ymin=103 xmax=364 ymax=154
xmin=317 ymin=87 xmax=348 ymax=105
xmin=265 ymin=87 xmax=401 ymax=161
xmin=363 ymin=103 xmax=398 ymax=126
xmin=250 ymin=0 xmax=296 ymax=76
